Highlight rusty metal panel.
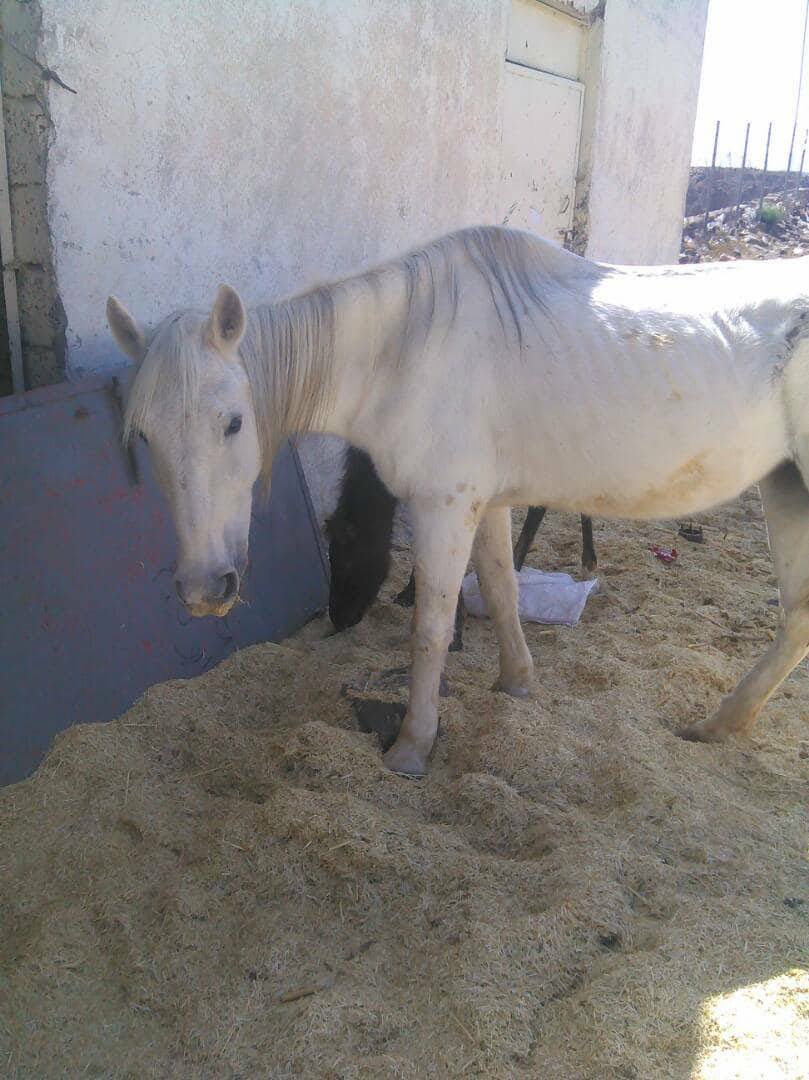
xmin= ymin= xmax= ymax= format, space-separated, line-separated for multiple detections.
xmin=0 ymin=378 xmax=328 ymax=786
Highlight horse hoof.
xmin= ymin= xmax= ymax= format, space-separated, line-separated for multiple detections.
xmin=677 ymin=720 xmax=729 ymax=743
xmin=492 ymin=679 xmax=530 ymax=698
xmin=383 ymin=740 xmax=429 ymax=778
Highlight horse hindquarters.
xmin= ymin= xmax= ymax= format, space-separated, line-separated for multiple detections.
xmin=682 ymin=461 xmax=809 ymax=741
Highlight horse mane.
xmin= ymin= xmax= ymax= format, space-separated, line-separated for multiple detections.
xmin=124 ymin=226 xmax=573 ymax=482
xmin=240 ymin=286 xmax=338 ymax=489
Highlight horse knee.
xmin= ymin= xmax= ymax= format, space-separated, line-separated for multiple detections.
xmin=413 ymin=621 xmax=454 ymax=656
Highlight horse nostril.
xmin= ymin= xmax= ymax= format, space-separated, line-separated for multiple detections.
xmin=219 ymin=571 xmax=238 ymax=603
xmin=174 ymin=578 xmax=188 ymax=606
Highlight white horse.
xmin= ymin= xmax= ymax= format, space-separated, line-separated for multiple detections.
xmin=108 ymin=226 xmax=809 ymax=776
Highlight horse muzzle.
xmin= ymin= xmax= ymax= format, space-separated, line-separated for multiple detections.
xmin=175 ymin=568 xmax=239 ymax=618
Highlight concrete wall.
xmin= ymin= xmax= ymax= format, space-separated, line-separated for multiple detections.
xmin=3 ymin=0 xmax=708 ymax=512
xmin=583 ymin=0 xmax=709 ymax=264
xmin=39 ymin=0 xmax=508 ymax=378
xmin=0 ymin=0 xmax=66 ymax=389
xmin=31 ymin=0 xmax=710 ymax=374
xmin=34 ymin=0 xmax=513 ymax=518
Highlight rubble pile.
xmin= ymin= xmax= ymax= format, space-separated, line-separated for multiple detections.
xmin=686 ymin=166 xmax=795 ymax=217
xmin=680 ymin=191 xmax=809 ymax=263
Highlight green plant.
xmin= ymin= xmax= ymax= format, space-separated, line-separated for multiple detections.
xmin=758 ymin=203 xmax=786 ymax=228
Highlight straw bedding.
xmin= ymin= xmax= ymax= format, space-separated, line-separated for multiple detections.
xmin=1 ymin=492 xmax=808 ymax=1078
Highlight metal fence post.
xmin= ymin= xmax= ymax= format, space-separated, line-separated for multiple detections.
xmin=705 ymin=120 xmax=720 ymax=231
xmin=734 ymin=121 xmax=751 ymax=221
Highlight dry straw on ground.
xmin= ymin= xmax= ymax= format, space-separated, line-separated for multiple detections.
xmin=1 ymin=493 xmax=808 ymax=1078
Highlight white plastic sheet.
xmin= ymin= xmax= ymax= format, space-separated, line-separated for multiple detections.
xmin=462 ymin=568 xmax=599 ymax=627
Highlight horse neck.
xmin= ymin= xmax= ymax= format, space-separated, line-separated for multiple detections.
xmin=327 ymin=269 xmax=409 ymax=435
xmin=246 ymin=267 xmax=407 ymax=448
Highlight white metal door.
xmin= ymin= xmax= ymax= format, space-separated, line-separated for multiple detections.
xmin=500 ymin=1 xmax=585 ymax=243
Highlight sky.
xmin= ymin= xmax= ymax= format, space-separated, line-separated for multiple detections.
xmin=692 ymin=0 xmax=809 ymax=169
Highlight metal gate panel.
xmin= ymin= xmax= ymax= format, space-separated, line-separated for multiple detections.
xmin=0 ymin=378 xmax=328 ymax=786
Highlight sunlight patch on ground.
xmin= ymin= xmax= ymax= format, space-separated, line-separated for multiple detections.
xmin=694 ymin=969 xmax=809 ymax=1079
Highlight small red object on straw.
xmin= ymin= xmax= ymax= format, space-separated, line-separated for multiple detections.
xmin=649 ymin=544 xmax=678 ymax=564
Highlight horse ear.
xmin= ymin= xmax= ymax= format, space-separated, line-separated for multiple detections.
xmin=209 ymin=284 xmax=246 ymax=354
xmin=107 ymin=296 xmax=146 ymax=363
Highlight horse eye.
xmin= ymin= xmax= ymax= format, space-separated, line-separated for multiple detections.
xmin=225 ymin=416 xmax=242 ymax=437
xmin=138 ymin=430 xmax=148 ymax=445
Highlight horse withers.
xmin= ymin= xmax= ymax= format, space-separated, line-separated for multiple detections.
xmin=108 ymin=225 xmax=809 ymax=777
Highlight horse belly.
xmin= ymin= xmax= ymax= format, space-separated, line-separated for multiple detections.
xmin=505 ymin=392 xmax=788 ymax=521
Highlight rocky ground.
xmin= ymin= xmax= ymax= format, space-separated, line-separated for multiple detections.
xmin=681 ymin=188 xmax=809 ymax=264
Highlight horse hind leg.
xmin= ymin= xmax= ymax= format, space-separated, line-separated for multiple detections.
xmin=681 ymin=461 xmax=809 ymax=742
xmin=512 ymin=506 xmax=547 ymax=570
xmin=581 ymin=515 xmax=597 ymax=577
xmin=512 ymin=507 xmax=598 ymax=578
xmin=475 ymin=505 xmax=534 ymax=696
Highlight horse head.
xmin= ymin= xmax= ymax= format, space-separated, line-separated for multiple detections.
xmin=107 ymin=286 xmax=260 ymax=617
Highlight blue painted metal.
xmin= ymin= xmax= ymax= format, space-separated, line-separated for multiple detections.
xmin=0 ymin=377 xmax=328 ymax=786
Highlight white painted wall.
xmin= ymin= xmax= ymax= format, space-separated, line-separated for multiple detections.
xmin=584 ymin=0 xmax=709 ymax=264
xmin=35 ymin=0 xmax=708 ymax=514
xmin=40 ymin=0 xmax=509 ymax=377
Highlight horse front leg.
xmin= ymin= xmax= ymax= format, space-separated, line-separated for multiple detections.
xmin=383 ymin=497 xmax=480 ymax=777
xmin=681 ymin=462 xmax=809 ymax=741
xmin=396 ymin=568 xmax=465 ymax=650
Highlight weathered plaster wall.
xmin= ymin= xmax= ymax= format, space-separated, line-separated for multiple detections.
xmin=582 ymin=0 xmax=709 ymax=264
xmin=25 ymin=0 xmax=707 ymax=514
xmin=0 ymin=0 xmax=66 ymax=388
xmin=39 ymin=0 xmax=508 ymax=378
xmin=36 ymin=0 xmax=510 ymax=517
